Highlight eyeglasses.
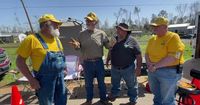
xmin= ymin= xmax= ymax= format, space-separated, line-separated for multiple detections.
xmin=86 ymin=19 xmax=96 ymax=23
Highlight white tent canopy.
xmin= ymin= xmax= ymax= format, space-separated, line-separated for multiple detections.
xmin=18 ymin=33 xmax=27 ymax=42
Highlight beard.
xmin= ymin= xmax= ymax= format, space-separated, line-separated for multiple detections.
xmin=86 ymin=25 xmax=95 ymax=31
xmin=49 ymin=26 xmax=60 ymax=37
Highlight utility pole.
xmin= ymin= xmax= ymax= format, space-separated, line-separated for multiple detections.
xmin=195 ymin=12 xmax=200 ymax=58
xmin=20 ymin=0 xmax=34 ymax=33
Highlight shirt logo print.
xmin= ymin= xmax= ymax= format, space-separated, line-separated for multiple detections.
xmin=161 ymin=41 xmax=166 ymax=46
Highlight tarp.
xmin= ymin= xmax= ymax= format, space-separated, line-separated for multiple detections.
xmin=0 ymin=48 xmax=11 ymax=71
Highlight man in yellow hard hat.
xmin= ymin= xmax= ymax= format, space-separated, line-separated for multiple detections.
xmin=69 ymin=12 xmax=114 ymax=105
xmin=16 ymin=14 xmax=67 ymax=105
xmin=145 ymin=17 xmax=185 ymax=105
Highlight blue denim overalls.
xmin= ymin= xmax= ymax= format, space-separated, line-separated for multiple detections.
xmin=34 ymin=33 xmax=67 ymax=105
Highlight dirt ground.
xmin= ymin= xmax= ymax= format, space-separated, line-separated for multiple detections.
xmin=0 ymin=76 xmax=151 ymax=105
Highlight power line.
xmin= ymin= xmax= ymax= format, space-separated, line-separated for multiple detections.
xmin=0 ymin=3 xmax=196 ymax=10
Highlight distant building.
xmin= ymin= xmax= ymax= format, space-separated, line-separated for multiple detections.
xmin=187 ymin=25 xmax=196 ymax=34
xmin=0 ymin=33 xmax=14 ymax=43
xmin=0 ymin=33 xmax=22 ymax=43
xmin=168 ymin=23 xmax=195 ymax=35
xmin=131 ymin=31 xmax=143 ymax=36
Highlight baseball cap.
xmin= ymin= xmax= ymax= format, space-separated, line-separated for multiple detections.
xmin=150 ymin=17 xmax=168 ymax=26
xmin=38 ymin=14 xmax=62 ymax=25
xmin=84 ymin=12 xmax=98 ymax=21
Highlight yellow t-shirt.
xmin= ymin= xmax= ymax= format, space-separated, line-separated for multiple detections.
xmin=16 ymin=32 xmax=63 ymax=71
xmin=146 ymin=31 xmax=185 ymax=66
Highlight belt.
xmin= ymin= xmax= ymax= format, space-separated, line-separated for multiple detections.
xmin=158 ymin=65 xmax=183 ymax=74
xmin=84 ymin=57 xmax=102 ymax=62
xmin=158 ymin=65 xmax=178 ymax=69
xmin=114 ymin=64 xmax=131 ymax=70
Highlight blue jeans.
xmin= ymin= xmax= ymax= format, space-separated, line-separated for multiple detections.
xmin=83 ymin=59 xmax=107 ymax=101
xmin=111 ymin=64 xmax=138 ymax=103
xmin=148 ymin=68 xmax=181 ymax=105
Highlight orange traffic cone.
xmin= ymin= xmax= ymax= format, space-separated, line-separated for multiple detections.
xmin=11 ymin=85 xmax=25 ymax=105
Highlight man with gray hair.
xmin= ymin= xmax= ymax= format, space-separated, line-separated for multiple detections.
xmin=16 ymin=14 xmax=67 ymax=105
xmin=69 ymin=12 xmax=114 ymax=105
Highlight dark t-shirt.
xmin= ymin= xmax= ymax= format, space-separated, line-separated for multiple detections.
xmin=111 ymin=35 xmax=141 ymax=67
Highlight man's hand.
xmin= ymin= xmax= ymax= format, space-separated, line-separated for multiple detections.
xmin=68 ymin=37 xmax=80 ymax=48
xmin=109 ymin=37 xmax=117 ymax=47
xmin=135 ymin=67 xmax=141 ymax=76
xmin=64 ymin=68 xmax=68 ymax=76
xmin=148 ymin=63 xmax=157 ymax=72
xmin=105 ymin=59 xmax=110 ymax=68
xmin=29 ymin=78 xmax=40 ymax=90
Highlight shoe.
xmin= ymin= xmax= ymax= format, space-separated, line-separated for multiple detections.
xmin=107 ymin=93 xmax=116 ymax=102
xmin=81 ymin=100 xmax=92 ymax=105
xmin=126 ymin=102 xmax=136 ymax=105
xmin=119 ymin=102 xmax=136 ymax=105
xmin=99 ymin=100 xmax=112 ymax=105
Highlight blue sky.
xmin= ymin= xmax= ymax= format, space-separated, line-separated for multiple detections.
xmin=0 ymin=0 xmax=198 ymax=27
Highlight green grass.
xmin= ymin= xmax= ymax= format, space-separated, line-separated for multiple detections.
xmin=135 ymin=35 xmax=193 ymax=60
xmin=0 ymin=37 xmax=194 ymax=86
xmin=183 ymin=42 xmax=193 ymax=60
xmin=4 ymin=48 xmax=17 ymax=69
xmin=1 ymin=43 xmax=19 ymax=70
xmin=104 ymin=35 xmax=193 ymax=60
xmin=0 ymin=43 xmax=19 ymax=86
